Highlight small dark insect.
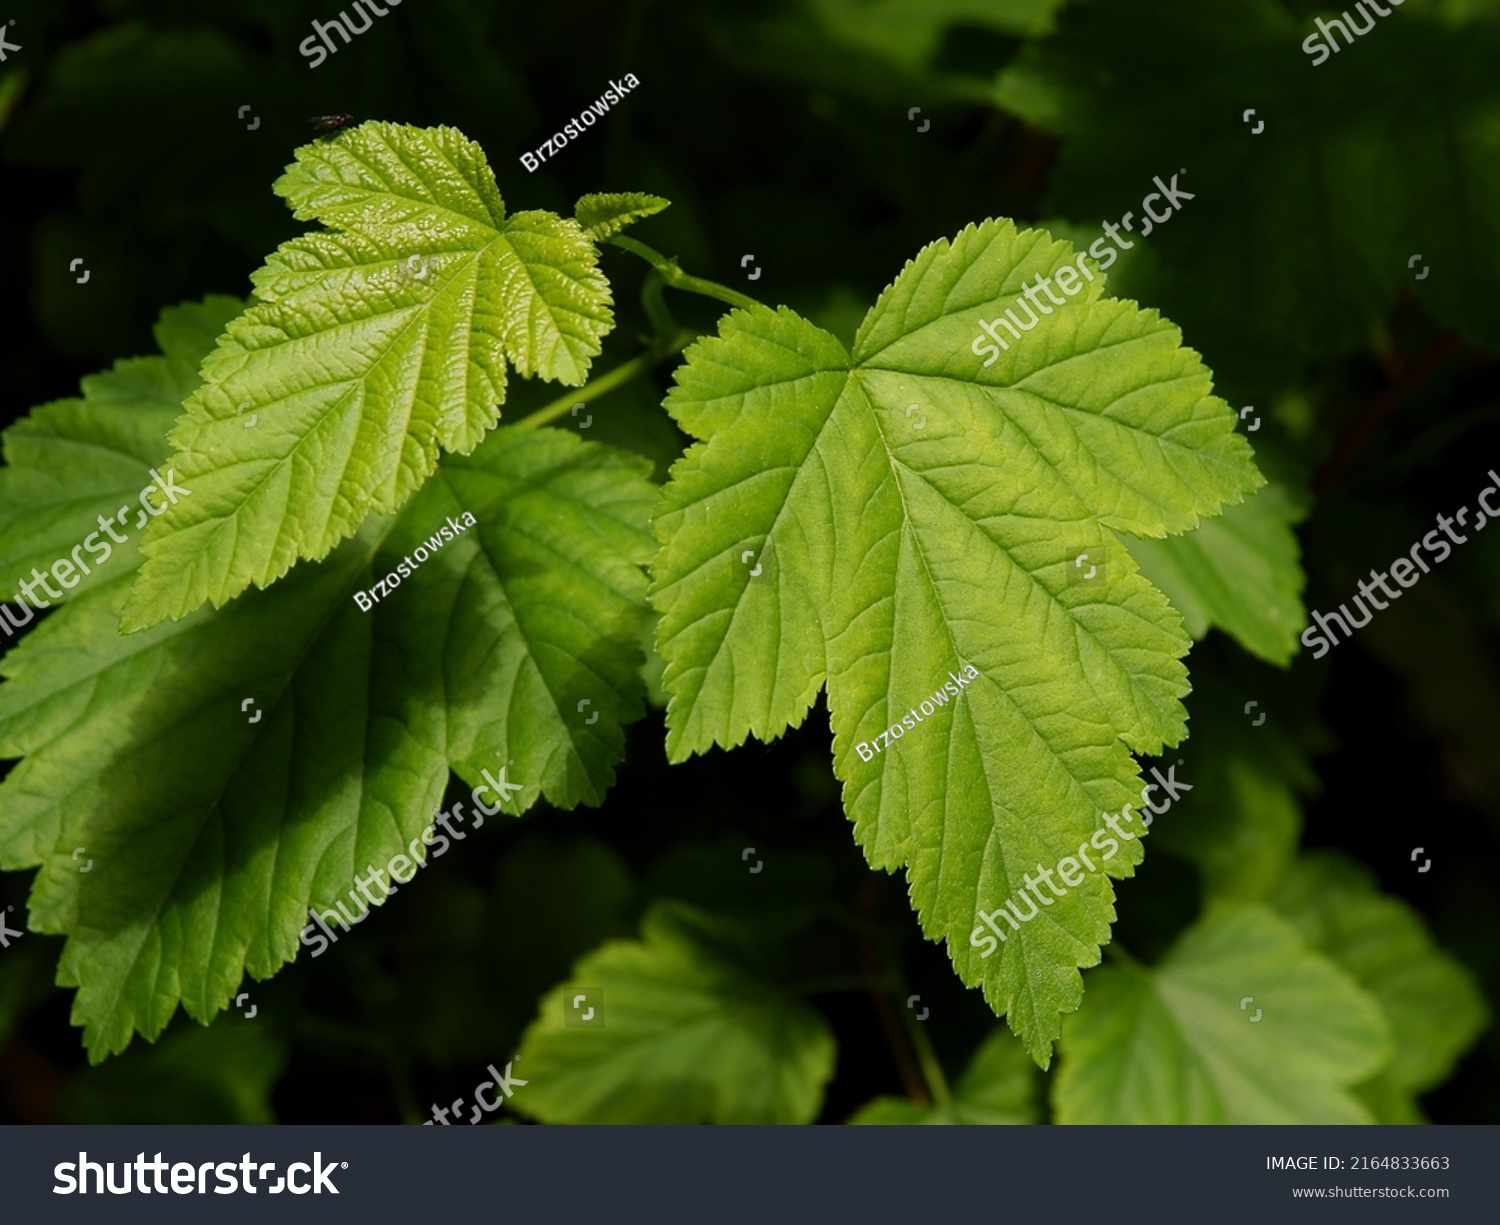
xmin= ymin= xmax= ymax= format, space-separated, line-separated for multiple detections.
xmin=308 ymin=114 xmax=356 ymax=136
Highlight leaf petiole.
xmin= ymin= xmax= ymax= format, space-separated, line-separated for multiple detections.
xmin=607 ymin=235 xmax=763 ymax=312
xmin=640 ymin=268 xmax=677 ymax=342
xmin=511 ymin=328 xmax=697 ymax=431
xmin=899 ymin=991 xmax=954 ymax=1113
xmin=515 ymin=236 xmax=758 ymax=434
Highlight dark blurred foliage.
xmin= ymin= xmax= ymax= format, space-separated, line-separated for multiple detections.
xmin=0 ymin=0 xmax=1496 ymax=1123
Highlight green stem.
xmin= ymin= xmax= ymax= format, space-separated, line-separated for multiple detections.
xmin=902 ymin=1009 xmax=953 ymax=1114
xmin=856 ymin=876 xmax=938 ymax=1108
xmin=608 ymin=235 xmax=763 ymax=311
xmin=512 ymin=238 xmax=759 ymax=434
xmin=511 ymin=329 xmax=695 ymax=431
xmin=640 ymin=268 xmax=678 ymax=342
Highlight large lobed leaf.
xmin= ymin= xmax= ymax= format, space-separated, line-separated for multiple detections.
xmin=1272 ymin=852 xmax=1490 ymax=1120
xmin=0 ymin=301 xmax=656 ymax=1059
xmin=1054 ymin=906 xmax=1392 ymax=1124
xmin=0 ymin=297 xmax=240 ymax=604
xmin=1125 ymin=478 xmax=1307 ymax=666
xmin=122 ymin=122 xmax=615 ymax=630
xmin=511 ymin=903 xmax=836 ymax=1124
xmin=650 ymin=219 xmax=1263 ymax=1064
xmin=1055 ymin=855 xmax=1490 ymax=1124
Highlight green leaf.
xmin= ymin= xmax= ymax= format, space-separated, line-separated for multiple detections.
xmin=511 ymin=903 xmax=836 ymax=1124
xmin=0 ymin=296 xmax=241 ymax=605
xmin=1271 ymin=852 xmax=1490 ymax=1106
xmin=851 ymin=1027 xmax=1038 ymax=1124
xmin=0 ymin=305 xmax=657 ymax=1060
xmin=1154 ymin=749 xmax=1304 ymax=907
xmin=404 ymin=428 xmax=659 ymax=810
xmin=574 ymin=192 xmax=670 ymax=241
xmin=650 ymin=218 xmax=1262 ymax=1064
xmin=121 ymin=122 xmax=617 ymax=630
xmin=1124 ymin=478 xmax=1307 ymax=665
xmin=1054 ymin=907 xmax=1392 ymax=1123
xmin=399 ymin=835 xmax=639 ymax=1068
xmin=1354 ymin=1072 xmax=1429 ymax=1126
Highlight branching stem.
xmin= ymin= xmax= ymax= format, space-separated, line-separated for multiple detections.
xmin=640 ymin=268 xmax=678 ymax=341
xmin=608 ymin=235 xmax=763 ymax=311
xmin=515 ymin=236 xmax=761 ymax=432
xmin=512 ymin=328 xmax=696 ymax=431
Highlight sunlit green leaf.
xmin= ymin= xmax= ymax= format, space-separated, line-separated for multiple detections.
xmin=123 ymin=122 xmax=615 ymax=628
xmin=651 ymin=218 xmax=1262 ymax=1063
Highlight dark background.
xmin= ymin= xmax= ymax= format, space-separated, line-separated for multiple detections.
xmin=0 ymin=0 xmax=1496 ymax=1124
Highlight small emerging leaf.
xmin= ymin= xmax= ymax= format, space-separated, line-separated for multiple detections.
xmin=574 ymin=192 xmax=670 ymax=241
